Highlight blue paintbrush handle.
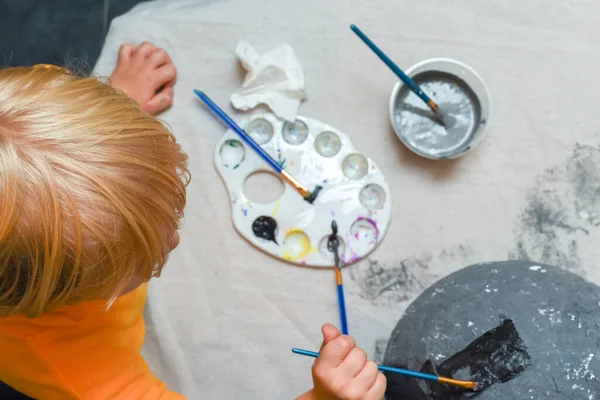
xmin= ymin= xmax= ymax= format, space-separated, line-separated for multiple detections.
xmin=350 ymin=24 xmax=434 ymax=108
xmin=292 ymin=348 xmax=442 ymax=383
xmin=194 ymin=90 xmax=283 ymax=173
xmin=337 ymin=283 xmax=348 ymax=335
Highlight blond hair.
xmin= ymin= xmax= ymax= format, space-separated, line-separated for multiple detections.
xmin=0 ymin=66 xmax=189 ymax=317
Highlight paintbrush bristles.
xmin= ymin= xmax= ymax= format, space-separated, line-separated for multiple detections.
xmin=437 ymin=376 xmax=478 ymax=390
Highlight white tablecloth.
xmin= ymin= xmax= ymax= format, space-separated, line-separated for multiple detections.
xmin=93 ymin=0 xmax=600 ymax=397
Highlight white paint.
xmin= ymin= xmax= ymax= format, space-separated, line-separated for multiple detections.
xmin=565 ymin=353 xmax=596 ymax=381
xmin=538 ymin=308 xmax=562 ymax=324
xmin=529 ymin=265 xmax=542 ymax=271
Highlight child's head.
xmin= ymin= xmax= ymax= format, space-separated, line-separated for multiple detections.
xmin=0 ymin=66 xmax=190 ymax=317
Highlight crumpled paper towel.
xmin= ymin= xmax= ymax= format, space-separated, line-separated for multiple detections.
xmin=230 ymin=40 xmax=306 ymax=122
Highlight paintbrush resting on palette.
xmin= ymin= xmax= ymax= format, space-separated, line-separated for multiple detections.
xmin=291 ymin=348 xmax=478 ymax=391
xmin=194 ymin=90 xmax=322 ymax=204
xmin=350 ymin=24 xmax=445 ymax=127
xmin=327 ymin=220 xmax=348 ymax=335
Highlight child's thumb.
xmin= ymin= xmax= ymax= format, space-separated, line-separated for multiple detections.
xmin=145 ymin=87 xmax=174 ymax=115
xmin=319 ymin=324 xmax=341 ymax=351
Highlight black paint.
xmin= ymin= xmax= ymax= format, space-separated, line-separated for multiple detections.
xmin=252 ymin=216 xmax=278 ymax=245
xmin=304 ymin=185 xmax=323 ymax=204
xmin=327 ymin=220 xmax=344 ymax=269
xmin=327 ymin=220 xmax=339 ymax=251
xmin=386 ymin=320 xmax=531 ymax=399
xmin=425 ymin=320 xmax=530 ymax=399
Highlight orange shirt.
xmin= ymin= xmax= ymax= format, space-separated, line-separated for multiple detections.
xmin=0 ymin=284 xmax=184 ymax=399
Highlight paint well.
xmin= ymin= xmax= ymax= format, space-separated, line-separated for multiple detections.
xmin=342 ymin=153 xmax=369 ymax=180
xmin=219 ymin=139 xmax=245 ymax=169
xmin=283 ymin=230 xmax=311 ymax=261
xmin=359 ymin=184 xmax=387 ymax=210
xmin=282 ymin=119 xmax=309 ymax=145
xmin=318 ymin=234 xmax=346 ymax=262
xmin=349 ymin=218 xmax=379 ymax=254
xmin=393 ymin=71 xmax=481 ymax=159
xmin=246 ymin=118 xmax=274 ymax=145
xmin=315 ymin=131 xmax=342 ymax=157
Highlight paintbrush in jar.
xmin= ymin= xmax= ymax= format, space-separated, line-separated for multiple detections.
xmin=350 ymin=24 xmax=446 ymax=127
xmin=328 ymin=220 xmax=348 ymax=335
xmin=291 ymin=348 xmax=478 ymax=391
xmin=194 ymin=90 xmax=322 ymax=204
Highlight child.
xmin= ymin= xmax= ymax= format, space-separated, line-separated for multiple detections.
xmin=0 ymin=42 xmax=386 ymax=400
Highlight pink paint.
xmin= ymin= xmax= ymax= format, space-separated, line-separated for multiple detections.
xmin=356 ymin=217 xmax=380 ymax=241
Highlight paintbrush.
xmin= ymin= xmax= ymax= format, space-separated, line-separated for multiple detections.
xmin=292 ymin=348 xmax=478 ymax=391
xmin=350 ymin=24 xmax=446 ymax=127
xmin=194 ymin=90 xmax=322 ymax=204
xmin=327 ymin=220 xmax=348 ymax=335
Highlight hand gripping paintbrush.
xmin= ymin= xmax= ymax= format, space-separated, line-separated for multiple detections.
xmin=291 ymin=348 xmax=478 ymax=391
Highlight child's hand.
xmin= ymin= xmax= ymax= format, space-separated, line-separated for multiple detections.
xmin=110 ymin=42 xmax=177 ymax=115
xmin=311 ymin=324 xmax=386 ymax=400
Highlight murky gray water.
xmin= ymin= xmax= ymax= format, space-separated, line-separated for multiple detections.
xmin=393 ymin=71 xmax=481 ymax=158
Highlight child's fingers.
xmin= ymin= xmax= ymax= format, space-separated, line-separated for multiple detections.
xmin=118 ymin=43 xmax=135 ymax=60
xmin=149 ymin=49 xmax=172 ymax=69
xmin=152 ymin=64 xmax=178 ymax=89
xmin=136 ymin=42 xmax=158 ymax=59
xmin=347 ymin=360 xmax=378 ymax=393
xmin=145 ymin=87 xmax=174 ymax=115
xmin=365 ymin=372 xmax=386 ymax=400
xmin=337 ymin=347 xmax=367 ymax=378
xmin=319 ymin=324 xmax=341 ymax=351
xmin=316 ymin=335 xmax=355 ymax=369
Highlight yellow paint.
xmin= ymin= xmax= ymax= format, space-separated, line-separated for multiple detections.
xmin=282 ymin=230 xmax=311 ymax=261
xmin=272 ymin=202 xmax=280 ymax=217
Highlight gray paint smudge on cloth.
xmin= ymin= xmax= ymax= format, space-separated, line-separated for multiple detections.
xmin=511 ymin=144 xmax=600 ymax=271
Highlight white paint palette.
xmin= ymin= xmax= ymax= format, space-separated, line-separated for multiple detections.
xmin=214 ymin=112 xmax=392 ymax=267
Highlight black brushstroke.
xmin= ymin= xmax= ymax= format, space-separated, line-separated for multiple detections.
xmin=386 ymin=320 xmax=531 ymax=399
xmin=252 ymin=216 xmax=278 ymax=244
